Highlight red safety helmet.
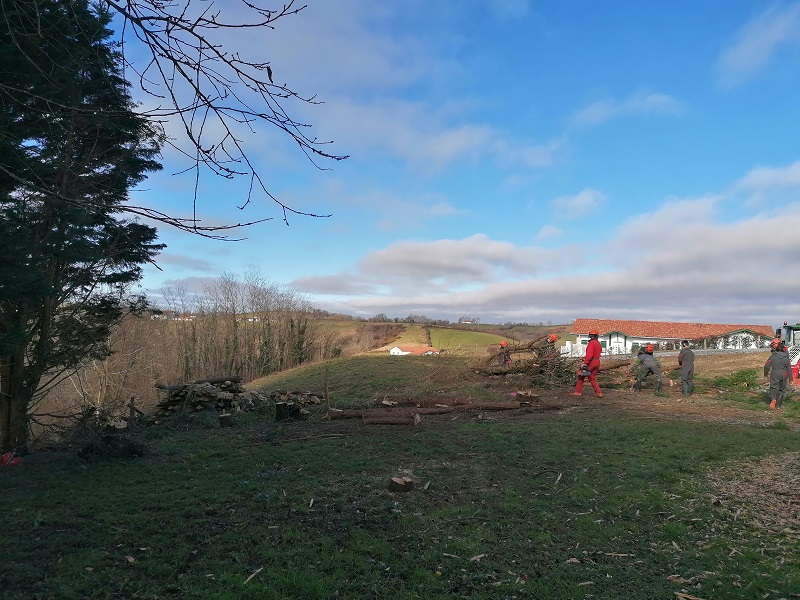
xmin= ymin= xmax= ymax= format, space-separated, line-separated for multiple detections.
xmin=547 ymin=333 xmax=559 ymax=343
xmin=771 ymin=338 xmax=781 ymax=348
xmin=645 ymin=343 xmax=654 ymax=353
xmin=588 ymin=329 xmax=599 ymax=336
xmin=500 ymin=341 xmax=508 ymax=347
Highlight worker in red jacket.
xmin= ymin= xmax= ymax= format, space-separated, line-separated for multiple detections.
xmin=571 ymin=329 xmax=603 ymax=398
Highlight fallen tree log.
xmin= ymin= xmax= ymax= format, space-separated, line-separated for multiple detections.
xmin=325 ymin=400 xmax=521 ymax=421
xmin=326 ymin=407 xmax=456 ymax=420
xmin=363 ymin=414 xmax=421 ymax=426
xmin=413 ymin=406 xmax=458 ymax=415
xmin=467 ymin=400 xmax=521 ymax=410
xmin=598 ymin=359 xmax=635 ymax=372
xmin=326 ymin=409 xmax=365 ymax=420
xmin=377 ymin=395 xmax=471 ymax=406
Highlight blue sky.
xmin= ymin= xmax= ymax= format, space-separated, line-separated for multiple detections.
xmin=132 ymin=0 xmax=800 ymax=327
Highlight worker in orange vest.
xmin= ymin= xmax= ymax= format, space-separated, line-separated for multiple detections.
xmin=571 ymin=329 xmax=603 ymax=398
xmin=499 ymin=340 xmax=511 ymax=366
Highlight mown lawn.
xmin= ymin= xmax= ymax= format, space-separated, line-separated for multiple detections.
xmin=3 ymin=356 xmax=800 ymax=599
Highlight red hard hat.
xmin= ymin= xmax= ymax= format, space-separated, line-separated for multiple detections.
xmin=588 ymin=329 xmax=599 ymax=335
xmin=645 ymin=343 xmax=654 ymax=352
xmin=771 ymin=338 xmax=781 ymax=347
xmin=500 ymin=341 xmax=507 ymax=347
xmin=547 ymin=333 xmax=558 ymax=343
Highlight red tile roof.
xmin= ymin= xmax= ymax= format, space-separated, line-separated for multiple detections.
xmin=570 ymin=318 xmax=774 ymax=340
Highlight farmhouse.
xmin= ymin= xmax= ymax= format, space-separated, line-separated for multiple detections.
xmin=565 ymin=318 xmax=775 ymax=356
xmin=388 ymin=346 xmax=440 ymax=356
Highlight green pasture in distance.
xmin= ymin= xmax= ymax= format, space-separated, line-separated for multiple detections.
xmin=429 ymin=327 xmax=507 ymax=352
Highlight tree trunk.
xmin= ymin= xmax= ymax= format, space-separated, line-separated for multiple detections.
xmin=0 ymin=356 xmax=34 ymax=452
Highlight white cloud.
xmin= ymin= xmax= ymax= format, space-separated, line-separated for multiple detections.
xmin=310 ymin=198 xmax=800 ymax=325
xmin=736 ymin=160 xmax=800 ymax=190
xmin=716 ymin=3 xmax=800 ymax=88
xmin=292 ymin=274 xmax=378 ymax=295
xmin=534 ymin=224 xmax=563 ymax=241
xmin=551 ymin=188 xmax=606 ymax=218
xmin=155 ymin=253 xmax=215 ymax=272
xmin=292 ymin=234 xmax=570 ymax=297
xmin=357 ymin=234 xmax=560 ymax=287
xmin=571 ymin=90 xmax=685 ymax=127
xmin=316 ymin=97 xmax=561 ymax=171
xmin=497 ymin=137 xmax=565 ymax=169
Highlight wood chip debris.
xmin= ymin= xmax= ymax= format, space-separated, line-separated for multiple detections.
xmin=244 ymin=566 xmax=264 ymax=584
xmin=469 ymin=554 xmax=486 ymax=562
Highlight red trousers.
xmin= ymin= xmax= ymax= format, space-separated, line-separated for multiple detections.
xmin=574 ymin=364 xmax=601 ymax=395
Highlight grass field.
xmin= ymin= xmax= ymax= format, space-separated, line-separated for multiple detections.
xmin=3 ymin=354 xmax=800 ymax=599
xmin=429 ymin=327 xmax=508 ymax=354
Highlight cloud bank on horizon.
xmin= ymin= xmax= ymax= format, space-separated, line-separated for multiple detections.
xmin=137 ymin=0 xmax=800 ymax=327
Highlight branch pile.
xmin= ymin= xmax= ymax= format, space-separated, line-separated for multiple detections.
xmin=154 ymin=376 xmax=268 ymax=416
xmin=476 ymin=336 xmax=637 ymax=388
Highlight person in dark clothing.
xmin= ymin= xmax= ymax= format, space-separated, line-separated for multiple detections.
xmin=764 ymin=338 xmax=793 ymax=409
xmin=678 ymin=340 xmax=695 ymax=396
xmin=635 ymin=343 xmax=662 ymax=392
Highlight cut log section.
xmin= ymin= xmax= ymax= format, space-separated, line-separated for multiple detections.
xmin=388 ymin=476 xmax=414 ymax=492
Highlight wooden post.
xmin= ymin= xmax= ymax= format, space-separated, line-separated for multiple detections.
xmin=324 ymin=366 xmax=330 ymax=411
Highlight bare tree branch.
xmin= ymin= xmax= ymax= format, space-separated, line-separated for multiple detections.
xmin=1 ymin=0 xmax=347 ymax=237
xmin=102 ymin=0 xmax=349 ymax=226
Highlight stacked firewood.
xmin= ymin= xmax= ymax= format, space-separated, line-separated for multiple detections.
xmin=154 ymin=376 xmax=268 ymax=416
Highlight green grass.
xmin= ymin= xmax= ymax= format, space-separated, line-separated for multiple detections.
xmin=4 ymin=357 xmax=800 ymax=599
xmin=429 ymin=327 xmax=507 ymax=353
xmin=695 ymin=367 xmax=800 ymax=413
xmin=248 ymin=355 xmax=497 ymax=406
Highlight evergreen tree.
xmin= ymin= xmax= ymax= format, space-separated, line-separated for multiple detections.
xmin=0 ymin=0 xmax=163 ymax=451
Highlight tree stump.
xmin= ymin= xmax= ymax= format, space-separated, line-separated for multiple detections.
xmin=275 ymin=402 xmax=297 ymax=421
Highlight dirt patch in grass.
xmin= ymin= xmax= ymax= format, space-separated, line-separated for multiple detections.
xmin=693 ymin=352 xmax=768 ymax=377
xmin=705 ymin=452 xmax=800 ymax=540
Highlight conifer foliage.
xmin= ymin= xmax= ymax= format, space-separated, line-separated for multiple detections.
xmin=0 ymin=0 xmax=164 ymax=450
